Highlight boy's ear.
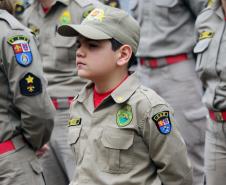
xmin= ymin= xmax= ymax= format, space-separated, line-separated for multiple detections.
xmin=116 ymin=45 xmax=132 ymax=66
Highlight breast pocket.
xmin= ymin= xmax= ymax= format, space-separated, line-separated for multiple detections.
xmin=53 ymin=32 xmax=77 ymax=69
xmin=193 ymin=38 xmax=212 ymax=74
xmin=98 ymin=128 xmax=135 ymax=174
xmin=68 ymin=125 xmax=82 ymax=162
xmin=146 ymin=0 xmax=179 ymax=27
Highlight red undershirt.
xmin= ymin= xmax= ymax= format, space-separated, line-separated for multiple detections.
xmin=42 ymin=6 xmax=50 ymax=14
xmin=93 ymin=75 xmax=128 ymax=108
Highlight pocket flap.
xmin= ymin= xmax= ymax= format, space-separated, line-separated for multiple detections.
xmin=68 ymin=126 xmax=82 ymax=145
xmin=101 ymin=128 xmax=134 ymax=150
xmin=194 ymin=38 xmax=211 ymax=53
xmin=184 ymin=106 xmax=208 ymax=121
xmin=30 ymin=158 xmax=43 ymax=174
xmin=153 ymin=0 xmax=178 ymax=7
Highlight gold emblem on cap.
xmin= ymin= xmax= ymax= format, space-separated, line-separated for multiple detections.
xmin=86 ymin=9 xmax=105 ymax=22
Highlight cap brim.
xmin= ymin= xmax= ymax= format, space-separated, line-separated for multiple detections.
xmin=58 ymin=24 xmax=112 ymax=40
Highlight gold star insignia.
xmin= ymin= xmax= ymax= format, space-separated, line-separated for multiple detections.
xmin=25 ymin=75 xmax=34 ymax=83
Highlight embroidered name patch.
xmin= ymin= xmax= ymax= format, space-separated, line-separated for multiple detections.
xmin=68 ymin=118 xmax=81 ymax=126
xmin=8 ymin=35 xmax=32 ymax=67
xmin=19 ymin=73 xmax=42 ymax=96
xmin=199 ymin=31 xmax=214 ymax=40
xmin=152 ymin=111 xmax=172 ymax=135
xmin=116 ymin=104 xmax=133 ymax=127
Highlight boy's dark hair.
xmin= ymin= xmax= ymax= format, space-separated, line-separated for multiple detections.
xmin=110 ymin=38 xmax=137 ymax=68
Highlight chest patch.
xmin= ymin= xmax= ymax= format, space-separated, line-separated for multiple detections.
xmin=116 ymin=104 xmax=133 ymax=127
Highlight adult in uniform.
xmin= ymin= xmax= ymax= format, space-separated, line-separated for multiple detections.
xmin=58 ymin=5 xmax=193 ymax=185
xmin=0 ymin=0 xmax=55 ymax=184
xmin=21 ymin=0 xmax=102 ymax=185
xmin=130 ymin=0 xmax=208 ymax=184
xmin=194 ymin=0 xmax=226 ymax=184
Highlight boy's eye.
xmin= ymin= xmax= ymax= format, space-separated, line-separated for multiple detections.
xmin=88 ymin=42 xmax=99 ymax=48
xmin=75 ymin=42 xmax=81 ymax=49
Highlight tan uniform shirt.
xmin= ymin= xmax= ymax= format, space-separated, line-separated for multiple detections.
xmin=194 ymin=2 xmax=226 ymax=110
xmin=0 ymin=10 xmax=55 ymax=150
xmin=130 ymin=0 xmax=207 ymax=58
xmin=22 ymin=0 xmax=100 ymax=97
xmin=68 ymin=73 xmax=193 ymax=185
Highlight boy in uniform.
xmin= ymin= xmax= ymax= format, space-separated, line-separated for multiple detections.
xmin=58 ymin=5 xmax=193 ymax=185
xmin=21 ymin=1 xmax=102 ymax=184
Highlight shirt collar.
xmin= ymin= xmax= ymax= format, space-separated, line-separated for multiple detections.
xmin=76 ymin=72 xmax=141 ymax=104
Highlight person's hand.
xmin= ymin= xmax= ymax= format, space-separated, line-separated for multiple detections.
xmin=35 ymin=144 xmax=49 ymax=158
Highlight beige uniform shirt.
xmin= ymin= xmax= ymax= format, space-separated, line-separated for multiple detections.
xmin=68 ymin=73 xmax=192 ymax=185
xmin=22 ymin=0 xmax=100 ymax=97
xmin=0 ymin=10 xmax=55 ymax=150
xmin=130 ymin=0 xmax=207 ymax=58
xmin=194 ymin=2 xmax=226 ymax=110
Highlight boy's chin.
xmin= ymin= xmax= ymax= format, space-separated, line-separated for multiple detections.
xmin=78 ymin=72 xmax=91 ymax=80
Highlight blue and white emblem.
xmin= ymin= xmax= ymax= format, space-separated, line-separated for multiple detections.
xmin=8 ymin=35 xmax=33 ymax=67
xmin=152 ymin=111 xmax=172 ymax=135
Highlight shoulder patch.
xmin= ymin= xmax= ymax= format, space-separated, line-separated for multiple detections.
xmin=152 ymin=111 xmax=172 ymax=135
xmin=8 ymin=35 xmax=32 ymax=67
xmin=19 ymin=73 xmax=42 ymax=96
xmin=68 ymin=117 xmax=81 ymax=126
xmin=116 ymin=104 xmax=133 ymax=127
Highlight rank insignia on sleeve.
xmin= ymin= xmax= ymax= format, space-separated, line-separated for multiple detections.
xmin=7 ymin=35 xmax=32 ymax=67
xmin=19 ymin=73 xmax=42 ymax=96
xmin=152 ymin=111 xmax=172 ymax=135
xmin=68 ymin=118 xmax=81 ymax=127
xmin=116 ymin=104 xmax=133 ymax=127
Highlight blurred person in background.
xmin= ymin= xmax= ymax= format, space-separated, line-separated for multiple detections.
xmin=0 ymin=0 xmax=55 ymax=184
xmin=130 ymin=0 xmax=208 ymax=184
xmin=194 ymin=0 xmax=226 ymax=184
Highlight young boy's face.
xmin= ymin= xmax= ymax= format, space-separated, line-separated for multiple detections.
xmin=75 ymin=36 xmax=119 ymax=81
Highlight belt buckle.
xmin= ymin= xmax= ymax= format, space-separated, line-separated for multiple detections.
xmin=215 ymin=111 xmax=223 ymax=122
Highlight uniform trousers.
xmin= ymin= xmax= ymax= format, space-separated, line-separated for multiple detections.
xmin=40 ymin=109 xmax=75 ymax=185
xmin=0 ymin=137 xmax=45 ymax=185
xmin=205 ymin=117 xmax=226 ymax=185
xmin=136 ymin=58 xmax=207 ymax=185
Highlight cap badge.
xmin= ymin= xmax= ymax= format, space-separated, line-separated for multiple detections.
xmin=86 ymin=9 xmax=105 ymax=22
